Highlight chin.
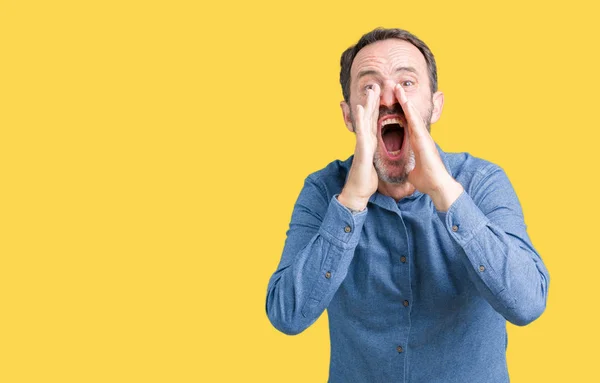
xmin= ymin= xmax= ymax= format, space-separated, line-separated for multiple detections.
xmin=374 ymin=149 xmax=415 ymax=184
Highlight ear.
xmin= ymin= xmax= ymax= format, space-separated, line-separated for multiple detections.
xmin=340 ymin=101 xmax=354 ymax=132
xmin=430 ymin=91 xmax=444 ymax=124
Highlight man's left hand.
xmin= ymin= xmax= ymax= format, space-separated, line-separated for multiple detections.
xmin=394 ymin=84 xmax=464 ymax=211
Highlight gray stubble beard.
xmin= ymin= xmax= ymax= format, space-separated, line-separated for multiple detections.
xmin=372 ymin=109 xmax=432 ymax=185
xmin=373 ymin=148 xmax=416 ymax=185
xmin=348 ymin=102 xmax=433 ymax=185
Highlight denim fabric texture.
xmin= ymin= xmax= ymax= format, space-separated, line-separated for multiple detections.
xmin=266 ymin=145 xmax=550 ymax=383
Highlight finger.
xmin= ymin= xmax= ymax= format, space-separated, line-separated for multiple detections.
xmin=364 ymin=85 xmax=379 ymax=118
xmin=394 ymin=84 xmax=427 ymax=140
xmin=368 ymin=84 xmax=381 ymax=134
xmin=366 ymin=83 xmax=380 ymax=113
xmin=355 ymin=90 xmax=372 ymax=135
xmin=360 ymin=86 xmax=379 ymax=136
xmin=354 ymin=104 xmax=364 ymax=134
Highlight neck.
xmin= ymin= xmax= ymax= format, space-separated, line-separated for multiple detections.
xmin=377 ymin=179 xmax=417 ymax=202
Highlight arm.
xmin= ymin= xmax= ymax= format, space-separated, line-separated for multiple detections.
xmin=438 ymin=165 xmax=550 ymax=326
xmin=266 ymin=85 xmax=381 ymax=335
xmin=395 ymin=84 xmax=549 ymax=325
xmin=266 ymin=177 xmax=367 ymax=335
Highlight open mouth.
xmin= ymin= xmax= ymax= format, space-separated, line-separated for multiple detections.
xmin=380 ymin=117 xmax=405 ymax=158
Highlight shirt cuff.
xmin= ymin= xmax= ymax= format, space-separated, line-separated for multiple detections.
xmin=317 ymin=195 xmax=367 ymax=249
xmin=437 ymin=190 xmax=489 ymax=246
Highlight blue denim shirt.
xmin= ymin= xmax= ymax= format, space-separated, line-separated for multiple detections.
xmin=266 ymin=145 xmax=550 ymax=383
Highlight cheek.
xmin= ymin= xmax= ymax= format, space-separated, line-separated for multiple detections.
xmin=413 ymin=91 xmax=433 ymax=111
xmin=352 ymin=86 xmax=371 ymax=103
xmin=349 ymin=95 xmax=367 ymax=113
xmin=351 ymin=93 xmax=366 ymax=106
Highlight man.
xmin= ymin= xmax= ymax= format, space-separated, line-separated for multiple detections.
xmin=266 ymin=28 xmax=549 ymax=382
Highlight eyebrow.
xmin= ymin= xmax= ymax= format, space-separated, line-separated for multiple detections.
xmin=357 ymin=66 xmax=418 ymax=80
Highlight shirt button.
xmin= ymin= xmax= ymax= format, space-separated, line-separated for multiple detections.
xmin=325 ymin=271 xmax=332 ymax=279
xmin=396 ymin=345 xmax=404 ymax=353
xmin=400 ymin=256 xmax=407 ymax=263
xmin=403 ymin=300 xmax=409 ymax=307
xmin=344 ymin=226 xmax=352 ymax=233
xmin=479 ymin=265 xmax=485 ymax=272
xmin=452 ymin=225 xmax=459 ymax=232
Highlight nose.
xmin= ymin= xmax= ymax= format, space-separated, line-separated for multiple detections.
xmin=379 ymin=80 xmax=398 ymax=107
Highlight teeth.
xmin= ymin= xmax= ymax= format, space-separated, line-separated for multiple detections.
xmin=389 ymin=150 xmax=401 ymax=155
xmin=381 ymin=118 xmax=403 ymax=127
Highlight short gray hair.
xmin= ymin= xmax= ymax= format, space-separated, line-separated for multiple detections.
xmin=340 ymin=28 xmax=438 ymax=102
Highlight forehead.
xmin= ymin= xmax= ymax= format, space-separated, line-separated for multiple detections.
xmin=350 ymin=39 xmax=428 ymax=80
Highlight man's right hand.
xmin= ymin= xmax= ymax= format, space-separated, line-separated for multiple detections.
xmin=338 ymin=84 xmax=381 ymax=212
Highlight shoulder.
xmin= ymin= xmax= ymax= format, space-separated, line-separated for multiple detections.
xmin=442 ymin=149 xmax=521 ymax=212
xmin=443 ymin=150 xmax=506 ymax=190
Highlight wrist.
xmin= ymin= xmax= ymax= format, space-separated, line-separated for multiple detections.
xmin=338 ymin=190 xmax=368 ymax=212
xmin=429 ymin=176 xmax=463 ymax=212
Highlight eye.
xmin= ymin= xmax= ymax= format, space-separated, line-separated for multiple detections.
xmin=362 ymin=83 xmax=376 ymax=96
xmin=401 ymin=80 xmax=414 ymax=87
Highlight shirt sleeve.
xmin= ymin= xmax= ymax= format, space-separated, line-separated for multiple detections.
xmin=437 ymin=165 xmax=550 ymax=326
xmin=266 ymin=175 xmax=367 ymax=335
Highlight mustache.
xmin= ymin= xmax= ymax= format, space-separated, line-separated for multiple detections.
xmin=378 ymin=104 xmax=404 ymax=118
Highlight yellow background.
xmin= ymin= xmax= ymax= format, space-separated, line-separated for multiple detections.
xmin=1 ymin=0 xmax=598 ymax=381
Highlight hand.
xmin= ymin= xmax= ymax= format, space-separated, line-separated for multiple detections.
xmin=394 ymin=84 xmax=463 ymax=211
xmin=338 ymin=84 xmax=381 ymax=211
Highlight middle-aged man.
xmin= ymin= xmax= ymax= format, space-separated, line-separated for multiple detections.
xmin=266 ymin=27 xmax=550 ymax=382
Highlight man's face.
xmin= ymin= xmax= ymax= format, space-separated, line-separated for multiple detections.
xmin=342 ymin=39 xmax=443 ymax=184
